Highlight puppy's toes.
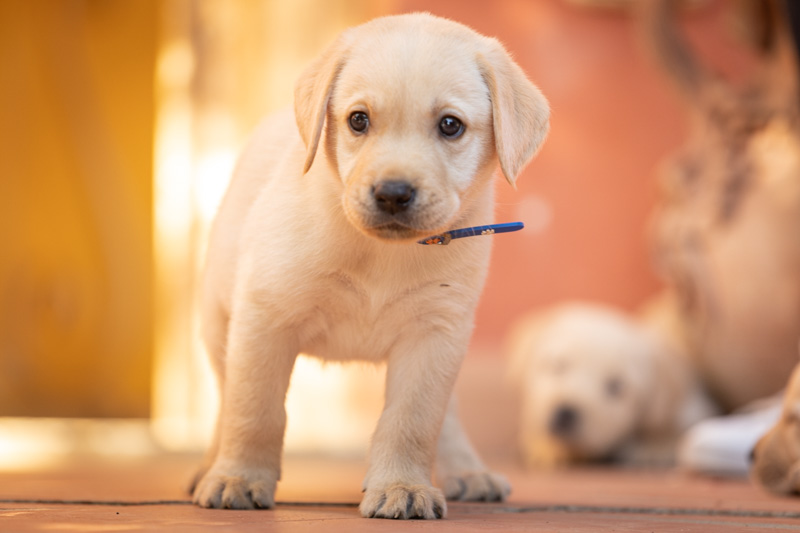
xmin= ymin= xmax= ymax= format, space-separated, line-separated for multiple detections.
xmin=442 ymin=471 xmax=511 ymax=502
xmin=192 ymin=465 xmax=277 ymax=510
xmin=360 ymin=484 xmax=446 ymax=519
xmin=186 ymin=466 xmax=210 ymax=496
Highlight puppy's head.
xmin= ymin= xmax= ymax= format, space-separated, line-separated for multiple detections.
xmin=751 ymin=363 xmax=800 ymax=494
xmin=294 ymin=13 xmax=549 ymax=241
xmin=511 ymin=305 xmax=663 ymax=462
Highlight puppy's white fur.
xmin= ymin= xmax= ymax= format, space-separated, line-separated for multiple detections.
xmin=509 ymin=302 xmax=716 ymax=467
xmin=191 ymin=13 xmax=549 ymax=520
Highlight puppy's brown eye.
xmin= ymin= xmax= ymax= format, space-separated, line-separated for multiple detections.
xmin=349 ymin=111 xmax=369 ymax=134
xmin=439 ymin=116 xmax=464 ymax=138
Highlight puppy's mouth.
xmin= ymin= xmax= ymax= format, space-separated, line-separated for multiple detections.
xmin=342 ymin=189 xmax=454 ymax=242
xmin=367 ymin=220 xmax=429 ymax=241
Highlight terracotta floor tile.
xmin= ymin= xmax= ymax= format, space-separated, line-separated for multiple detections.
xmin=3 ymin=454 xmax=800 ymax=531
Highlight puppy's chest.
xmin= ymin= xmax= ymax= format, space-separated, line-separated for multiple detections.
xmin=303 ymin=270 xmax=457 ymax=362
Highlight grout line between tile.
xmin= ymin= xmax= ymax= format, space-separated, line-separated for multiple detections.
xmin=0 ymin=499 xmax=355 ymax=508
xmin=491 ymin=504 xmax=800 ymax=520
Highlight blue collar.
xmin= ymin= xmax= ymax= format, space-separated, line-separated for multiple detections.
xmin=418 ymin=222 xmax=524 ymax=245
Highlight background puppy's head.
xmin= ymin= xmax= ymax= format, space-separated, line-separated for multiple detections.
xmin=294 ymin=13 xmax=549 ymax=241
xmin=751 ymin=362 xmax=800 ymax=494
xmin=510 ymin=305 xmax=667 ymax=463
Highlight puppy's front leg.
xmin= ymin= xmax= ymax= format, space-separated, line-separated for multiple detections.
xmin=192 ymin=297 xmax=297 ymax=510
xmin=360 ymin=336 xmax=466 ymax=520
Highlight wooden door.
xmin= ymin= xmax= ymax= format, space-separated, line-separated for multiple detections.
xmin=0 ymin=1 xmax=156 ymax=417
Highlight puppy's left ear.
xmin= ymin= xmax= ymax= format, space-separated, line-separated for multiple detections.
xmin=504 ymin=314 xmax=544 ymax=386
xmin=477 ymin=39 xmax=550 ymax=187
xmin=294 ymin=34 xmax=350 ymax=174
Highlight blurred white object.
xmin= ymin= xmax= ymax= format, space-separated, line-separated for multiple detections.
xmin=678 ymin=396 xmax=782 ymax=476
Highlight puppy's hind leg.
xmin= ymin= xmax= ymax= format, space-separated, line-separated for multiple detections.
xmin=187 ymin=299 xmax=228 ymax=495
xmin=436 ymin=394 xmax=511 ymax=502
xmin=187 ymin=410 xmax=221 ymax=496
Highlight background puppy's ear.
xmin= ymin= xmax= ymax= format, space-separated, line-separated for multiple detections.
xmin=477 ymin=40 xmax=550 ymax=187
xmin=294 ymin=35 xmax=350 ymax=174
xmin=637 ymin=339 xmax=682 ymax=436
xmin=504 ymin=311 xmax=549 ymax=387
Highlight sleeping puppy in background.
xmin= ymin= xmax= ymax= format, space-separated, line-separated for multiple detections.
xmin=751 ymin=361 xmax=800 ymax=495
xmin=508 ymin=302 xmax=716 ymax=467
xmin=190 ymin=13 xmax=549 ymax=520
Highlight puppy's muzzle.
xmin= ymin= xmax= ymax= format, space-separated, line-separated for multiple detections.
xmin=372 ymin=180 xmax=416 ymax=215
xmin=549 ymin=404 xmax=580 ymax=437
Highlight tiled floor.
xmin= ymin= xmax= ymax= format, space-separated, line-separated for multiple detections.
xmin=2 ymin=355 xmax=798 ymax=531
xmin=3 ymin=454 xmax=800 ymax=532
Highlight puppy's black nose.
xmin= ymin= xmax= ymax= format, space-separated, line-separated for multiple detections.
xmin=549 ymin=405 xmax=579 ymax=436
xmin=372 ymin=180 xmax=416 ymax=215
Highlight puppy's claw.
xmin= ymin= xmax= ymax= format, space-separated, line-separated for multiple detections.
xmin=370 ymin=495 xmax=386 ymax=518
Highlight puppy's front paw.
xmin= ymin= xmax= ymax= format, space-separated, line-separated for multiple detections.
xmin=360 ymin=484 xmax=446 ymax=519
xmin=442 ymin=471 xmax=510 ymax=502
xmin=192 ymin=464 xmax=277 ymax=510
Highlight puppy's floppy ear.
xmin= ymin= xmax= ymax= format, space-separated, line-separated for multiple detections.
xmin=638 ymin=339 xmax=681 ymax=436
xmin=477 ymin=39 xmax=550 ymax=187
xmin=294 ymin=34 xmax=350 ymax=174
xmin=505 ymin=312 xmax=549 ymax=386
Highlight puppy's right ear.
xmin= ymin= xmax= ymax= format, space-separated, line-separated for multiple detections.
xmin=505 ymin=313 xmax=546 ymax=385
xmin=294 ymin=35 xmax=350 ymax=174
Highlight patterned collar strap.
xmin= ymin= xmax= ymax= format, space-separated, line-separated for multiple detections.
xmin=418 ymin=222 xmax=524 ymax=245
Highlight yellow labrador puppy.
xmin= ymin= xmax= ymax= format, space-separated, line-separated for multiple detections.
xmin=508 ymin=302 xmax=716 ymax=467
xmin=191 ymin=13 xmax=549 ymax=519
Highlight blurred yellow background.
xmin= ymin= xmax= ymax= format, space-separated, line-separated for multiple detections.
xmin=0 ymin=1 xmax=156 ymax=417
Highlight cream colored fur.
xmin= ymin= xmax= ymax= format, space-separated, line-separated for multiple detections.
xmin=508 ymin=301 xmax=716 ymax=467
xmin=190 ymin=13 xmax=549 ymax=520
